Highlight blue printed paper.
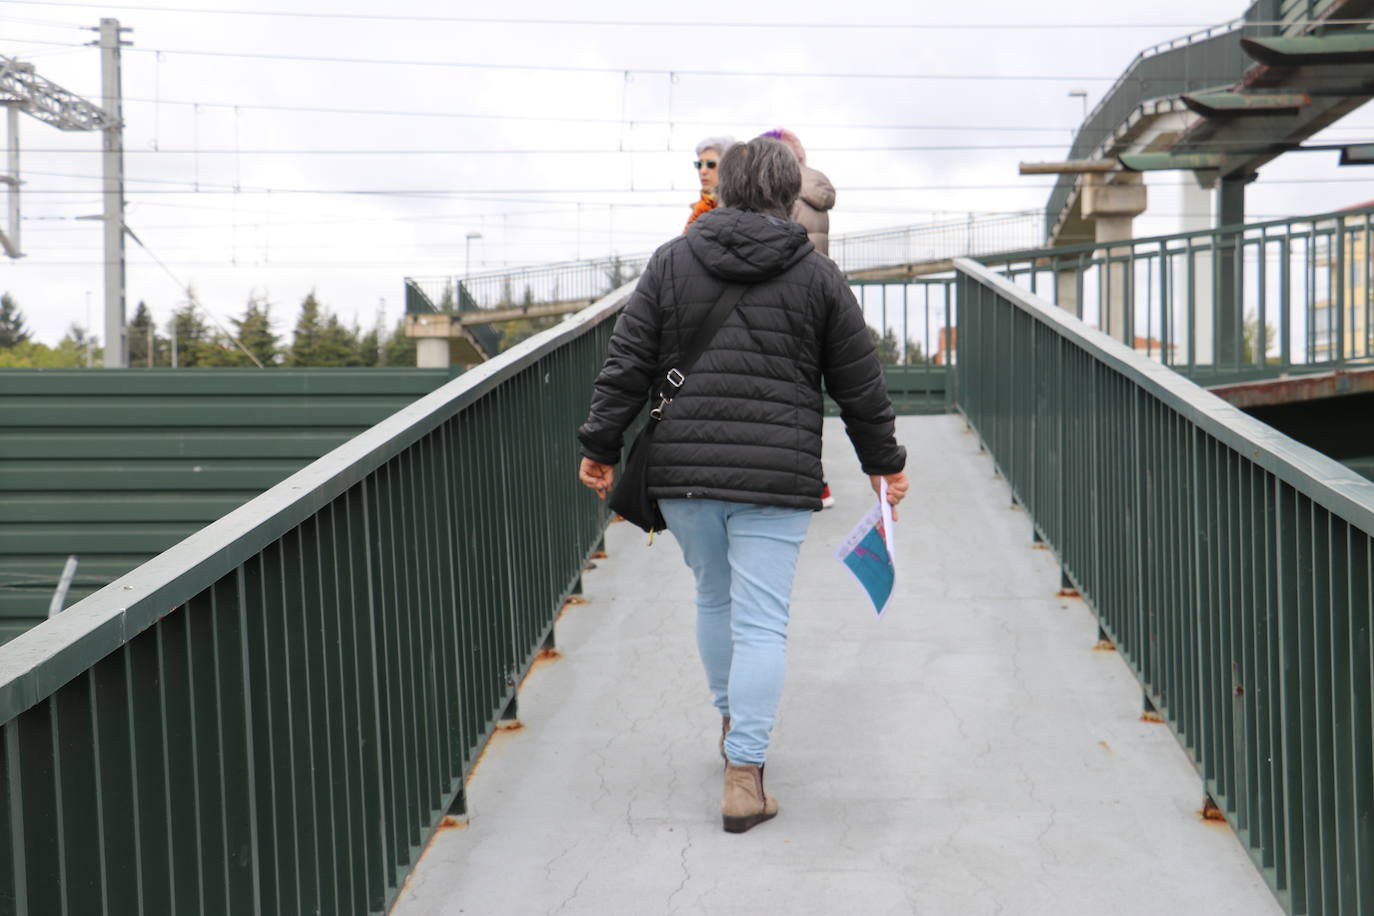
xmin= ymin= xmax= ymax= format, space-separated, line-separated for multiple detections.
xmin=834 ymin=480 xmax=897 ymax=616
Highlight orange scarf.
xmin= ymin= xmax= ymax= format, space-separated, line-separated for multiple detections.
xmin=684 ymin=192 xmax=717 ymax=231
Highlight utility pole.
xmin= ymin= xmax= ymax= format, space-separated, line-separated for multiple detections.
xmin=98 ymin=18 xmax=129 ymax=368
xmin=2 ymin=103 xmax=18 ymax=257
xmin=0 ymin=35 xmax=123 ymax=356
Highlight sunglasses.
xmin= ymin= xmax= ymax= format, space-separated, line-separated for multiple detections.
xmin=694 ymin=160 xmax=718 ymax=170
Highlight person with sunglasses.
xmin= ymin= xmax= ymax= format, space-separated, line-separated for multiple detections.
xmin=684 ymin=135 xmax=735 ymax=232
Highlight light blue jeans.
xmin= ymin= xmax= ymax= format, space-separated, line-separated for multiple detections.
xmin=659 ymin=498 xmax=812 ymax=766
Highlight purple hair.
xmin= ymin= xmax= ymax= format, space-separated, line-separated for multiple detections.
xmin=758 ymin=127 xmax=805 ymax=165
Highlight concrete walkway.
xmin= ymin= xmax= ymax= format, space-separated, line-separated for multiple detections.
xmin=392 ymin=415 xmax=1280 ymax=916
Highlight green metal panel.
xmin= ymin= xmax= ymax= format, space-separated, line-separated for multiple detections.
xmin=0 ymin=369 xmax=456 ymax=642
xmin=953 ymin=255 xmax=1374 ymax=916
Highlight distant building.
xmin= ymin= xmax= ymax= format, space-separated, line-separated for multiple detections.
xmin=1310 ymin=203 xmax=1373 ymax=363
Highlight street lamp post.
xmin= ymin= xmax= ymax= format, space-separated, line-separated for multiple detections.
xmin=1068 ymin=89 xmax=1088 ymax=126
xmin=464 ymin=231 xmax=483 ymax=284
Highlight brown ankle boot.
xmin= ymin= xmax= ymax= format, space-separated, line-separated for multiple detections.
xmin=719 ymin=716 xmax=730 ymax=763
xmin=721 ymin=762 xmax=778 ymax=833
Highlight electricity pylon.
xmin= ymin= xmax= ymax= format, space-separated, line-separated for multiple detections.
xmin=0 ymin=18 xmax=129 ymax=366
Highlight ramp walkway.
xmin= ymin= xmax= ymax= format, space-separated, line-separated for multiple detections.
xmin=392 ymin=415 xmax=1279 ymax=916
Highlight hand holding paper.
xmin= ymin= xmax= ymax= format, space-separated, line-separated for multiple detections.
xmin=834 ymin=479 xmax=899 ymax=616
xmin=869 ymin=472 xmax=909 ymax=521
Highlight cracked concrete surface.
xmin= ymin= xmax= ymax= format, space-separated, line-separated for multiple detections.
xmin=390 ymin=415 xmax=1281 ymax=916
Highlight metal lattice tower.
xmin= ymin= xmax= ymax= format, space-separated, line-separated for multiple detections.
xmin=0 ymin=19 xmax=129 ymax=366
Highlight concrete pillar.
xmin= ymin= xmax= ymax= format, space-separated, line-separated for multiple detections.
xmin=1055 ymin=268 xmax=1081 ymax=318
xmin=416 ymin=338 xmax=450 ymax=368
xmin=1180 ymin=174 xmax=1214 ymax=367
xmin=1082 ymin=173 xmax=1147 ymax=343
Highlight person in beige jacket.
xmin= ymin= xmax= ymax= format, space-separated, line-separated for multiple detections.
xmin=760 ymin=128 xmax=839 ymax=507
xmin=760 ymin=127 xmax=835 ymax=255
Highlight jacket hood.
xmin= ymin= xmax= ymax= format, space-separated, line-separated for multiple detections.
xmin=685 ymin=207 xmax=814 ymax=283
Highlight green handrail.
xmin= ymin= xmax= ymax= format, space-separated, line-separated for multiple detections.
xmin=0 ymin=284 xmax=633 ymax=914
xmin=983 ymin=204 xmax=1374 ymax=383
xmin=953 ymin=255 xmax=1374 ymax=915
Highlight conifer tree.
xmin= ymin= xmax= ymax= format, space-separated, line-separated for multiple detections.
xmin=232 ymin=295 xmax=280 ymax=366
xmin=0 ymin=292 xmax=31 ymax=348
xmin=381 ymin=317 xmax=417 ymax=366
xmin=357 ymin=321 xmax=381 ymax=367
xmin=128 ymin=301 xmax=156 ymax=366
xmin=318 ymin=312 xmax=363 ymax=366
xmin=287 ymin=291 xmax=326 ymax=366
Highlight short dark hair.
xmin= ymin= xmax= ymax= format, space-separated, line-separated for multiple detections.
xmin=717 ymin=137 xmax=801 ymax=220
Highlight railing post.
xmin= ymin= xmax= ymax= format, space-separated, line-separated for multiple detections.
xmin=1215 ymin=174 xmax=1251 ymax=367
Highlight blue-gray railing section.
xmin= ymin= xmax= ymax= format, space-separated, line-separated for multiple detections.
xmin=953 ymin=254 xmax=1374 ymax=916
xmin=988 ymin=204 xmax=1374 ymax=383
xmin=0 ymin=284 xmax=635 ymax=915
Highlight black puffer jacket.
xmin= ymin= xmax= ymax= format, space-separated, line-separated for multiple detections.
xmin=577 ymin=206 xmax=905 ymax=510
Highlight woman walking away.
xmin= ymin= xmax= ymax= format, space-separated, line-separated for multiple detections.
xmin=577 ymin=137 xmax=909 ymax=834
xmin=684 ymin=134 xmax=734 ymax=231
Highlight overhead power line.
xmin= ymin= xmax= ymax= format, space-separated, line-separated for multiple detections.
xmin=112 ymin=95 xmax=1088 ymax=133
xmin=20 ymin=144 xmax=1084 ymax=155
xmin=0 ymin=36 xmax=1120 ymax=81
xmin=0 ymin=2 xmax=1240 ymax=30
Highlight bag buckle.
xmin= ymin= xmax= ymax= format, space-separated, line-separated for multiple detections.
xmin=649 ymin=395 xmax=670 ymax=420
xmin=665 ymin=368 xmax=685 ymax=389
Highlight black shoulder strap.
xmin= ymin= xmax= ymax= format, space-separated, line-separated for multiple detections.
xmin=676 ymin=283 xmax=747 ymax=375
xmin=650 ymin=283 xmax=747 ymax=420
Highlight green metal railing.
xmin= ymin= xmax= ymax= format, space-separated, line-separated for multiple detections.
xmin=953 ymin=255 xmax=1374 ymax=916
xmin=846 ymin=277 xmax=958 ymax=414
xmin=0 ymin=288 xmax=631 ymax=914
xmin=404 ymin=279 xmax=504 ymax=358
xmin=986 ymin=204 xmax=1374 ymax=384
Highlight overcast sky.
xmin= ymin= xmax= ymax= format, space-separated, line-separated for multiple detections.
xmin=2 ymin=0 xmax=1373 ymax=346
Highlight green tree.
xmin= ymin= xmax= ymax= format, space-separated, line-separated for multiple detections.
xmin=381 ymin=317 xmax=417 ymax=366
xmin=868 ymin=325 xmax=901 ymax=365
xmin=0 ymin=339 xmax=86 ymax=368
xmin=357 ymin=320 xmax=381 ymax=367
xmin=1242 ymin=313 xmax=1279 ymax=365
xmin=128 ymin=301 xmax=156 ymax=367
xmin=231 ymin=295 xmax=280 ymax=366
xmin=166 ymin=299 xmax=217 ymax=367
xmin=286 ymin=291 xmax=326 ymax=366
xmin=0 ymin=292 xmax=31 ymax=348
xmin=319 ymin=313 xmax=364 ymax=366
xmin=288 ymin=292 xmax=364 ymax=366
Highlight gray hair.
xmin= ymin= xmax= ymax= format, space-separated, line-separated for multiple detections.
xmin=694 ymin=135 xmax=735 ymax=157
xmin=716 ymin=137 xmax=801 ymax=220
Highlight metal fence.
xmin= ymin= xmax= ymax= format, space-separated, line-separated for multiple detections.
xmin=845 ymin=277 xmax=958 ymax=414
xmin=830 ymin=212 xmax=1042 ymax=274
xmin=404 ymin=212 xmax=1044 ymax=322
xmin=986 ymin=205 xmax=1374 ymax=384
xmin=953 ymin=255 xmax=1374 ymax=916
xmin=0 ymin=287 xmax=631 ymax=914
